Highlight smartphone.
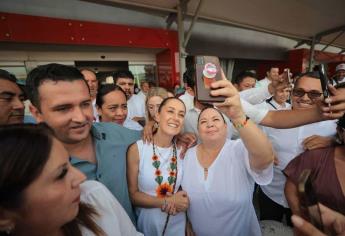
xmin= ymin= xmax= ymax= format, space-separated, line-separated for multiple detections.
xmin=298 ymin=169 xmax=324 ymax=231
xmin=318 ymin=64 xmax=330 ymax=99
xmin=194 ymin=55 xmax=225 ymax=103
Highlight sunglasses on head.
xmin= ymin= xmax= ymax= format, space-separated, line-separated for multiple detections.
xmin=292 ymin=89 xmax=322 ymax=100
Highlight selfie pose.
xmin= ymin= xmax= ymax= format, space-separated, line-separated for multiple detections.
xmin=127 ymin=97 xmax=189 ymax=236
xmin=181 ymin=79 xmax=274 ymax=236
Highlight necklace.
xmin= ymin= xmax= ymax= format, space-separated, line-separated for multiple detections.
xmin=152 ymin=140 xmax=178 ymax=198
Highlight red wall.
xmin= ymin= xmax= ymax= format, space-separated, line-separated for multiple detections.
xmin=0 ymin=12 xmax=179 ymax=88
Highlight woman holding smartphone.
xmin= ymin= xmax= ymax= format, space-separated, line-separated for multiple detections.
xmin=181 ymin=79 xmax=274 ymax=236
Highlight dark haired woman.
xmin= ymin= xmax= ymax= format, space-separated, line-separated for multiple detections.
xmin=127 ymin=97 xmax=189 ymax=235
xmin=0 ymin=124 xmax=141 ymax=236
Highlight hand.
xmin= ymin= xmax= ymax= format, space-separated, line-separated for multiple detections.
xmin=142 ymin=120 xmax=155 ymax=143
xmin=161 ymin=199 xmax=177 ymax=215
xmin=171 ymin=190 xmax=189 ymax=213
xmin=176 ymin=132 xmax=197 ymax=159
xmin=302 ymin=135 xmax=335 ymax=150
xmin=321 ymin=85 xmax=345 ymax=119
xmin=292 ymin=204 xmax=345 ymax=236
xmin=210 ymin=70 xmax=245 ymax=121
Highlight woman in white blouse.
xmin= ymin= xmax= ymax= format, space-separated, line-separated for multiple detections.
xmin=181 ymin=79 xmax=274 ymax=236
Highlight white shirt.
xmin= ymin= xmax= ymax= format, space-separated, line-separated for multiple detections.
xmin=80 ymin=181 xmax=142 ymax=236
xmin=256 ymin=77 xmax=270 ymax=88
xmin=179 ymin=92 xmax=194 ymax=111
xmin=127 ymin=94 xmax=146 ymax=120
xmin=92 ymin=99 xmax=99 ymax=122
xmin=123 ymin=118 xmax=143 ymax=131
xmin=240 ymin=83 xmax=272 ymax=105
xmin=241 ymin=99 xmax=269 ymax=124
xmin=260 ymin=119 xmax=337 ymax=207
xmin=182 ymin=139 xmax=273 ymax=236
xmin=256 ymin=98 xmax=291 ymax=111
xmin=184 ymin=107 xmax=236 ymax=141
xmin=137 ymin=91 xmax=146 ymax=100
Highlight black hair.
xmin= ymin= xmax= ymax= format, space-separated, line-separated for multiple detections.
xmin=0 ymin=123 xmax=104 ymax=236
xmin=158 ymin=97 xmax=186 ymax=113
xmin=232 ymin=71 xmax=257 ymax=85
xmin=96 ymin=84 xmax=126 ymax=107
xmin=0 ymin=69 xmax=17 ymax=83
xmin=113 ymin=70 xmax=134 ymax=84
xmin=197 ymin=107 xmax=226 ymax=126
xmin=183 ymin=67 xmax=195 ymax=89
xmin=294 ymin=71 xmax=321 ymax=88
xmin=26 ymin=63 xmax=89 ymax=109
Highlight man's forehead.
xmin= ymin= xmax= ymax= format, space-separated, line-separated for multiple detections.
xmin=0 ymin=79 xmax=22 ymax=93
xmin=117 ymin=77 xmax=134 ymax=83
xmin=295 ymin=76 xmax=321 ymax=89
xmin=38 ymin=80 xmax=89 ymax=97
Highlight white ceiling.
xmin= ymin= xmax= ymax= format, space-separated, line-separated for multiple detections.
xmin=97 ymin=0 xmax=345 ymax=49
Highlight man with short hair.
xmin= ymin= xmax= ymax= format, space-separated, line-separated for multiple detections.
xmin=26 ymin=63 xmax=140 ymax=224
xmin=81 ymin=69 xmax=99 ymax=122
xmin=256 ymin=66 xmax=279 ymax=88
xmin=0 ymin=69 xmax=25 ymax=125
xmin=233 ymin=71 xmax=257 ymax=91
xmin=258 ymin=71 xmax=337 ymax=225
xmin=114 ymin=70 xmax=145 ymax=122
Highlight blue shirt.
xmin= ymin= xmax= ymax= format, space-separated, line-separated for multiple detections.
xmin=70 ymin=122 xmax=141 ymax=224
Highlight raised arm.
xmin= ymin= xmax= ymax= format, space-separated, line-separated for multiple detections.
xmin=211 ymin=79 xmax=274 ymax=171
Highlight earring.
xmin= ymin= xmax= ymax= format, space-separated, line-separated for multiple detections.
xmin=154 ymin=122 xmax=159 ymax=129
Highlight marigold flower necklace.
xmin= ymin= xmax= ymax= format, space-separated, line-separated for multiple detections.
xmin=152 ymin=139 xmax=178 ymax=198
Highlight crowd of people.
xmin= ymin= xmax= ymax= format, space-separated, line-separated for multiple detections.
xmin=0 ymin=62 xmax=345 ymax=236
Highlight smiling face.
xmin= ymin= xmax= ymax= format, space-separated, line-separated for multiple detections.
xmin=291 ymin=76 xmax=322 ymax=110
xmin=98 ymin=90 xmax=128 ymax=125
xmin=147 ymin=95 xmax=164 ymax=121
xmin=273 ymin=87 xmax=290 ymax=105
xmin=30 ymin=80 xmax=93 ymax=144
xmin=155 ymin=98 xmax=185 ymax=137
xmin=198 ymin=108 xmax=227 ymax=143
xmin=15 ymin=138 xmax=86 ymax=234
xmin=0 ymin=79 xmax=25 ymax=125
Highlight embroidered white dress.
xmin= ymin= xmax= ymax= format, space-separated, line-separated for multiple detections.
xmin=135 ymin=140 xmax=186 ymax=236
xmin=181 ymin=139 xmax=273 ymax=236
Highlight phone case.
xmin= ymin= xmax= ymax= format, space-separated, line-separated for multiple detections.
xmin=194 ymin=55 xmax=226 ymax=103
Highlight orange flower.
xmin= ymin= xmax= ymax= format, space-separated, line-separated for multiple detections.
xmin=171 ymin=157 xmax=177 ymax=163
xmin=152 ymin=155 xmax=159 ymax=161
xmin=169 ymin=171 xmax=176 ymax=177
xmin=156 ymin=182 xmax=173 ymax=198
xmin=155 ymin=169 xmax=161 ymax=176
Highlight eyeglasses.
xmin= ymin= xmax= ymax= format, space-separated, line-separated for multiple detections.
xmin=292 ymin=89 xmax=322 ymax=100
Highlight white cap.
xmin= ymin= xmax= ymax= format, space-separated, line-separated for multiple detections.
xmin=336 ymin=63 xmax=345 ymax=71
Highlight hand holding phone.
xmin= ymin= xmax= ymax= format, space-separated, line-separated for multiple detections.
xmin=195 ymin=56 xmax=225 ymax=103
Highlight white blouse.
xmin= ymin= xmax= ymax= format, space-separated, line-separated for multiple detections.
xmin=80 ymin=180 xmax=142 ymax=236
xmin=181 ymin=139 xmax=273 ymax=236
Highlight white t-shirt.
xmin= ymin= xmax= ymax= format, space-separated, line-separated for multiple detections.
xmin=123 ymin=117 xmax=143 ymax=131
xmin=127 ymin=94 xmax=146 ymax=120
xmin=80 ymin=180 xmax=142 ymax=236
xmin=179 ymin=92 xmax=194 ymax=112
xmin=181 ymin=139 xmax=273 ymax=236
xmin=260 ymin=119 xmax=337 ymax=207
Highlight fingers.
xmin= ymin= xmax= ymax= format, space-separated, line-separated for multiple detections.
xmin=291 ymin=215 xmax=325 ymax=236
